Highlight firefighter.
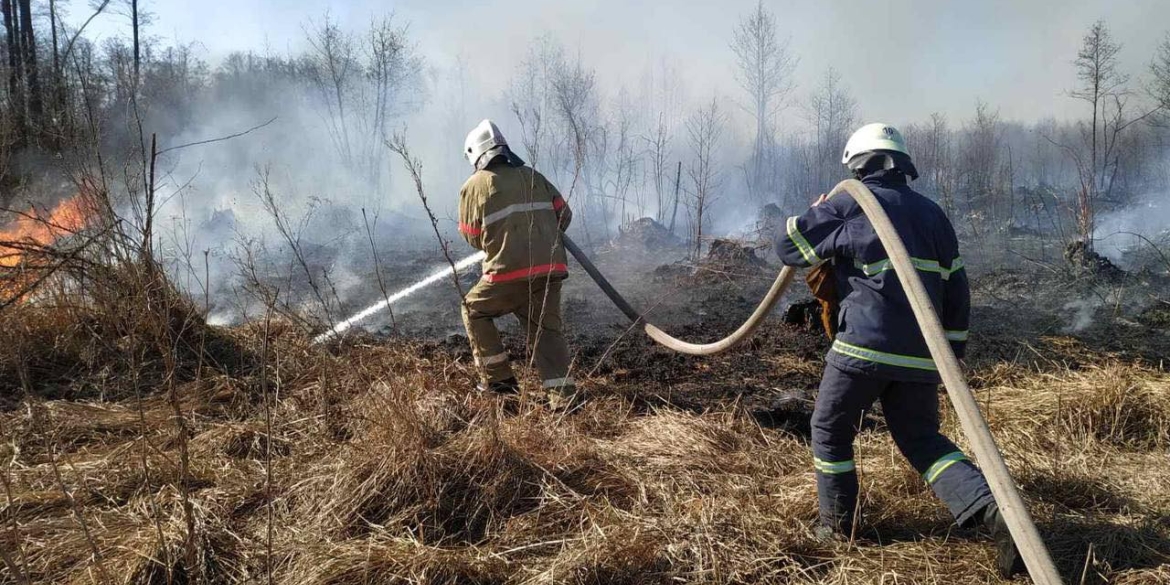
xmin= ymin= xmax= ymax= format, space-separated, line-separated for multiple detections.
xmin=775 ymin=123 xmax=1025 ymax=577
xmin=457 ymin=119 xmax=578 ymax=410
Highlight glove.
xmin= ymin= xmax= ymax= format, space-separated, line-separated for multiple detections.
xmin=805 ymin=261 xmax=839 ymax=340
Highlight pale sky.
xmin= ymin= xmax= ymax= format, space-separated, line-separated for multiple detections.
xmin=63 ymin=0 xmax=1168 ymax=128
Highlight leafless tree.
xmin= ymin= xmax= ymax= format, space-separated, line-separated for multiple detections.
xmin=17 ymin=0 xmax=39 ymax=125
xmin=2 ymin=0 xmax=45 ymax=136
xmin=600 ymin=87 xmax=641 ymax=225
xmin=358 ymin=16 xmax=421 ymax=189
xmin=645 ymin=112 xmax=672 ymax=223
xmin=304 ymin=14 xmax=358 ymax=164
xmin=1149 ymin=32 xmax=1170 ymax=122
xmin=3 ymin=0 xmax=20 ymax=131
xmin=905 ymin=112 xmax=956 ymax=215
xmin=1068 ymin=21 xmax=1127 ymax=251
xmin=1053 ymin=21 xmax=1164 ymax=254
xmin=639 ymin=58 xmax=684 ymax=224
xmin=550 ymin=51 xmax=599 ymax=245
xmin=685 ymin=96 xmax=726 ymax=259
xmin=509 ymin=36 xmax=565 ymax=176
xmin=731 ymin=1 xmax=796 ymax=204
xmin=959 ymin=100 xmax=1003 ymax=242
xmin=805 ymin=67 xmax=857 ymax=189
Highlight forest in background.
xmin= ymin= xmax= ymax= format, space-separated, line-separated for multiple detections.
xmin=2 ymin=2 xmax=1170 ymax=296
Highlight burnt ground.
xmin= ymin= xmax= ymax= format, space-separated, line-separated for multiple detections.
xmin=371 ymin=238 xmax=827 ymax=421
xmin=346 ymin=235 xmax=1170 ymax=441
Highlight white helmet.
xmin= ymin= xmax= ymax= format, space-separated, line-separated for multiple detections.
xmin=841 ymin=123 xmax=910 ymax=166
xmin=464 ymin=119 xmax=508 ymax=168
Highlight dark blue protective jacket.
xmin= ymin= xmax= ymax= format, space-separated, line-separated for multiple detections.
xmin=775 ymin=170 xmax=969 ymax=383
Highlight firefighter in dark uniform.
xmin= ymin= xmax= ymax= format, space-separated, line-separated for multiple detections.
xmin=775 ymin=123 xmax=1025 ymax=578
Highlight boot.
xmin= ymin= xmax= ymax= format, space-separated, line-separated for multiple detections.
xmin=982 ymin=503 xmax=1027 ymax=578
xmin=812 ymin=524 xmax=845 ymax=544
xmin=813 ymin=513 xmax=856 ymax=544
xmin=477 ymin=376 xmax=520 ymax=395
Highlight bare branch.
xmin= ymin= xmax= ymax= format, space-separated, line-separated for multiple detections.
xmin=157 ymin=116 xmax=278 ymax=156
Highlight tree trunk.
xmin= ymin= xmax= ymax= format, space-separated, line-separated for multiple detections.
xmin=1085 ymin=59 xmax=1100 ymax=253
xmin=668 ymin=160 xmax=681 ymax=235
xmin=131 ymin=0 xmax=140 ymax=92
xmin=17 ymin=0 xmax=39 ymax=125
xmin=3 ymin=0 xmax=21 ymax=127
xmin=49 ymin=0 xmax=63 ymax=119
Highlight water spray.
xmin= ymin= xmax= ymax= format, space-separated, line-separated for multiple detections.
xmin=312 ymin=251 xmax=486 ymax=344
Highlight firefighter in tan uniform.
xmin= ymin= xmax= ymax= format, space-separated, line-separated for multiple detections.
xmin=458 ymin=120 xmax=578 ymax=410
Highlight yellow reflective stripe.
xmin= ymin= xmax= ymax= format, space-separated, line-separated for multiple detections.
xmin=786 ymin=216 xmax=820 ymax=264
xmin=853 ymin=258 xmax=892 ymax=276
xmin=947 ymin=256 xmax=965 ymax=276
xmin=831 ymin=340 xmax=937 ymax=371
xmin=853 ymin=257 xmax=952 ymax=278
xmin=945 ymin=330 xmax=969 ymax=342
xmin=924 ymin=451 xmax=968 ymax=484
xmin=911 ymin=257 xmax=943 ymax=274
xmin=813 ymin=457 xmax=856 ymax=474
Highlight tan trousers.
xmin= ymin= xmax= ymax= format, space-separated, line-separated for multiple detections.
xmin=461 ymin=277 xmax=573 ymax=391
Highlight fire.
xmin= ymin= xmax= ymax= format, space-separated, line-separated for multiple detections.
xmin=1 ymin=193 xmax=95 ymax=301
xmin=0 ymin=197 xmax=91 ymax=265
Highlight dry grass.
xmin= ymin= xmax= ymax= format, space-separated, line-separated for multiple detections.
xmin=1 ymin=291 xmax=1169 ymax=584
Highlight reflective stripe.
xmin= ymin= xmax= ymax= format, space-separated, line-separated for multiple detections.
xmin=478 ymin=352 xmax=509 ymax=366
xmin=831 ymin=340 xmax=937 ymax=371
xmin=813 ymin=457 xmax=856 ymax=474
xmin=853 ymin=258 xmax=893 ymax=276
xmin=912 ymin=258 xmax=944 ymax=275
xmin=459 ymin=222 xmax=482 ymax=236
xmin=852 ymin=257 xmax=940 ymax=276
xmin=945 ymin=330 xmax=969 ymax=342
xmin=852 ymin=256 xmax=964 ymax=280
xmin=947 ymin=256 xmax=965 ymax=276
xmin=924 ymin=451 xmax=968 ymax=484
xmin=542 ymin=377 xmax=574 ymax=389
xmin=483 ymin=263 xmax=568 ymax=283
xmin=483 ymin=202 xmax=555 ymax=226
xmin=552 ymin=196 xmax=566 ymax=212
xmin=786 ymin=216 xmax=820 ymax=264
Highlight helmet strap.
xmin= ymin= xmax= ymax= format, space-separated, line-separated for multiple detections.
xmin=476 ymin=145 xmax=526 ymax=171
xmin=848 ymin=151 xmax=919 ymax=181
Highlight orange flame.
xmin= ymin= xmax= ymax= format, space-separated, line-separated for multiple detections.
xmin=1 ymin=194 xmax=95 ymax=301
xmin=1 ymin=198 xmax=91 ymax=264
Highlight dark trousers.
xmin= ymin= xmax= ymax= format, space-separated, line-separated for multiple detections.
xmin=812 ymin=364 xmax=994 ymax=531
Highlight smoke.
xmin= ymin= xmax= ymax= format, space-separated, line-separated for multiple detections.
xmin=134 ymin=25 xmax=490 ymax=324
xmin=24 ymin=1 xmax=1165 ymax=334
xmin=1094 ymin=192 xmax=1170 ymax=267
xmin=1061 ymin=297 xmax=1102 ymax=333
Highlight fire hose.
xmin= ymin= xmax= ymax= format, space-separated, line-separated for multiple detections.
xmin=563 ymin=178 xmax=1062 ymax=583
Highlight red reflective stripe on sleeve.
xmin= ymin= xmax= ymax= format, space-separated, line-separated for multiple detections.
xmin=483 ymin=263 xmax=568 ymax=283
xmin=459 ymin=222 xmax=482 ymax=236
xmin=552 ymin=196 xmax=566 ymax=212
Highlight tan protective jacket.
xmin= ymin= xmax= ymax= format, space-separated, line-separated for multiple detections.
xmin=458 ymin=163 xmax=572 ymax=283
